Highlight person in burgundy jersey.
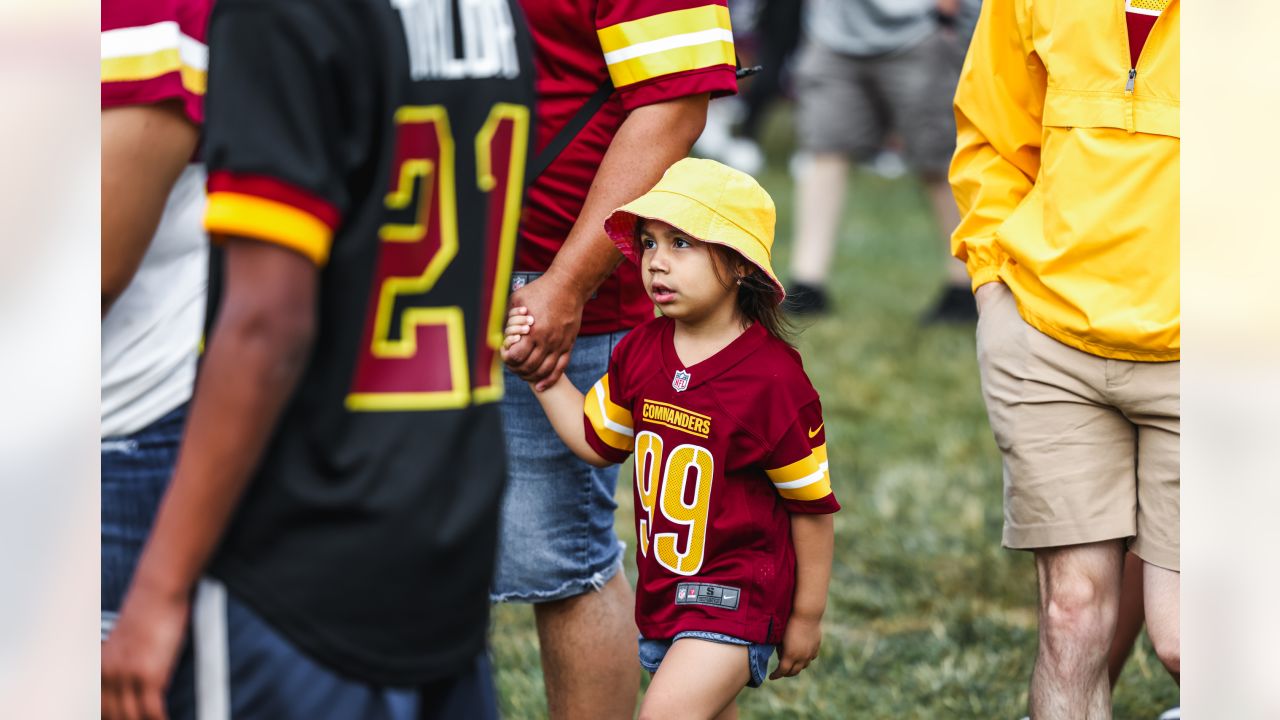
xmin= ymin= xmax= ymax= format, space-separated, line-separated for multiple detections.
xmin=495 ymin=2 xmax=738 ymax=717
xmin=503 ymin=159 xmax=839 ymax=719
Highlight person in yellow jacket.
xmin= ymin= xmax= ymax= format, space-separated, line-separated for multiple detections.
xmin=949 ymin=0 xmax=1179 ymax=717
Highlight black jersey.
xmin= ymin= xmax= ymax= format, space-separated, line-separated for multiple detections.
xmin=200 ymin=0 xmax=534 ymax=684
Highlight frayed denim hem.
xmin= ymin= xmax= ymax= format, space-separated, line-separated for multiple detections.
xmin=489 ymin=541 xmax=625 ymax=604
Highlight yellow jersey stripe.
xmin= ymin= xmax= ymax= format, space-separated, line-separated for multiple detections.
xmin=205 ymin=192 xmax=334 ymax=266
xmin=768 ymin=443 xmax=832 ymax=501
xmin=596 ymin=5 xmax=733 ymax=87
xmin=101 ymin=49 xmax=206 ymax=95
xmin=602 ymin=28 xmax=734 ymax=65
xmin=597 ymin=5 xmax=731 ymax=53
xmin=102 ymin=21 xmax=207 ymax=66
xmin=766 ymin=443 xmax=827 ymax=484
xmin=778 ymin=474 xmax=833 ymax=502
xmin=1126 ymin=0 xmax=1170 ymax=15
xmin=584 ymin=381 xmax=634 ymax=452
xmin=595 ymin=376 xmax=633 ymax=428
xmin=604 ymin=39 xmax=734 ymax=88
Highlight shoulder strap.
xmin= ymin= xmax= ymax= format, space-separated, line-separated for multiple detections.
xmin=528 ymin=60 xmax=761 ymax=183
xmin=529 ymin=77 xmax=614 ymax=182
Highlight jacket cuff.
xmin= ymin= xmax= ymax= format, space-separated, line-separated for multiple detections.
xmin=968 ymin=263 xmax=1003 ymax=292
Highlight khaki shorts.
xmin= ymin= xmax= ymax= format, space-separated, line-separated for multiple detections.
xmin=976 ymin=284 xmax=1180 ymax=571
xmin=793 ymin=30 xmax=963 ymax=176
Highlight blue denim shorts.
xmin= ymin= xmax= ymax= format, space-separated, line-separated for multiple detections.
xmin=101 ymin=402 xmax=189 ymax=617
xmin=491 ymin=331 xmax=629 ymax=603
xmin=638 ymin=632 xmax=776 ymax=688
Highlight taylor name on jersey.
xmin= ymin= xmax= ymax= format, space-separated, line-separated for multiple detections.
xmin=395 ymin=0 xmax=522 ymax=81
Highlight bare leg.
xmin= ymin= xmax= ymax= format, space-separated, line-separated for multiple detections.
xmin=711 ymin=701 xmax=739 ymax=720
xmin=1029 ymin=540 xmax=1125 ymax=720
xmin=1107 ymin=552 xmax=1146 ymax=687
xmin=534 ymin=572 xmax=640 ymax=720
xmin=923 ymin=176 xmax=968 ymax=286
xmin=1142 ymin=563 xmax=1180 ymax=682
xmin=638 ymin=638 xmax=750 ymax=720
xmin=789 ymin=153 xmax=849 ymax=287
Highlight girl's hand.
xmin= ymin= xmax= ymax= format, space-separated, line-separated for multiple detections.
xmin=770 ymin=615 xmax=822 ymax=679
xmin=500 ymin=307 xmax=534 ymax=363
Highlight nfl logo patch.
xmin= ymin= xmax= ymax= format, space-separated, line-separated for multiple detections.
xmin=672 ymin=369 xmax=691 ymax=392
xmin=677 ymin=588 xmax=686 ymax=600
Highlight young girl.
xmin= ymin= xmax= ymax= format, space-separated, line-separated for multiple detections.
xmin=503 ymin=158 xmax=839 ymax=720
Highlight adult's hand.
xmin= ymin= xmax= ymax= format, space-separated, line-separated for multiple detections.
xmin=505 ymin=272 xmax=585 ymax=390
xmin=101 ymin=583 xmax=191 ymax=720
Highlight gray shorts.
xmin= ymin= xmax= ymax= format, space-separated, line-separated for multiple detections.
xmin=794 ymin=30 xmax=964 ymax=177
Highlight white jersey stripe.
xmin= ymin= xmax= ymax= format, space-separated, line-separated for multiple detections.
xmin=772 ymin=462 xmax=829 ymax=490
xmin=102 ymin=21 xmax=208 ymax=70
xmin=193 ymin=578 xmax=230 ymax=720
xmin=602 ymin=28 xmax=734 ymax=66
xmin=593 ymin=381 xmax=635 ymax=437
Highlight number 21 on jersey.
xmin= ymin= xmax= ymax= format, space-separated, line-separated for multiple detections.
xmin=634 ymin=431 xmax=715 ymax=576
xmin=346 ymin=103 xmax=528 ymax=411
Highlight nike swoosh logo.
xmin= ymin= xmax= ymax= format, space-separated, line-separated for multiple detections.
xmin=808 ymin=423 xmax=824 ymax=438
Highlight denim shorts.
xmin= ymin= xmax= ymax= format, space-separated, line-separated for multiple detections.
xmin=101 ymin=401 xmax=189 ymax=617
xmin=638 ymin=632 xmax=776 ymax=688
xmin=490 ymin=331 xmax=629 ymax=603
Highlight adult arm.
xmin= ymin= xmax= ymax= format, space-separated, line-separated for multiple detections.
xmin=100 ymin=239 xmax=317 ymax=720
xmin=101 ymin=102 xmax=198 ymax=315
xmin=505 ymin=92 xmax=709 ymax=390
xmin=771 ymin=513 xmax=834 ymax=679
xmin=949 ymin=0 xmax=1043 ymax=299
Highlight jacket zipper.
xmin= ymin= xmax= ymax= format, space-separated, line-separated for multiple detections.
xmin=1121 ymin=0 xmax=1174 ymax=133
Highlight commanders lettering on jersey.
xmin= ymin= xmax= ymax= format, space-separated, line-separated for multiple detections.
xmin=641 ymin=399 xmax=711 ymax=439
xmin=394 ymin=0 xmax=521 ymax=81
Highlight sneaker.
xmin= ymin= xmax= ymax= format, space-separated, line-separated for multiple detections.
xmin=1157 ymin=707 xmax=1180 ymax=720
xmin=920 ymin=284 xmax=977 ymax=324
xmin=783 ymin=282 xmax=829 ymax=315
xmin=788 ymin=151 xmax=811 ymax=180
xmin=868 ymin=148 xmax=908 ymax=180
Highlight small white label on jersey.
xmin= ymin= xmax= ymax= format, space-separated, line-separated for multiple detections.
xmin=395 ymin=0 xmax=522 ymax=81
xmin=675 ymin=582 xmax=741 ymax=611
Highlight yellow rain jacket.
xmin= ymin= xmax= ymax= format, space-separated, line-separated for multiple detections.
xmin=950 ymin=0 xmax=1179 ymax=361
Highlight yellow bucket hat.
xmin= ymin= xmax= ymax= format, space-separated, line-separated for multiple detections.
xmin=604 ymin=157 xmax=784 ymax=302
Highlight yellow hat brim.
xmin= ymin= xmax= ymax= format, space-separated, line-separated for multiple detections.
xmin=604 ymin=189 xmax=785 ymax=302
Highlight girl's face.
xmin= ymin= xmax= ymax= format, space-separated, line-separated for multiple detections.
xmin=639 ymin=219 xmax=742 ymax=326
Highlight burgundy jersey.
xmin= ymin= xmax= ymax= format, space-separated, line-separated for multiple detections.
xmin=517 ymin=0 xmax=738 ymax=334
xmin=583 ymin=317 xmax=840 ymax=644
xmin=101 ymin=0 xmax=211 ymax=123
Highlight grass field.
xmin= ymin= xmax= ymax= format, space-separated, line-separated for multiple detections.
xmin=490 ymin=111 xmax=1180 ymax=718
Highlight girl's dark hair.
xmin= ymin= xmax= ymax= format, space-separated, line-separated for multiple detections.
xmin=708 ymin=245 xmax=796 ymax=346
